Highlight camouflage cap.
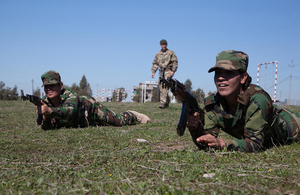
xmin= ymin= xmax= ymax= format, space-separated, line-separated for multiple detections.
xmin=160 ymin=39 xmax=167 ymax=45
xmin=208 ymin=50 xmax=249 ymax=73
xmin=41 ymin=70 xmax=61 ymax=86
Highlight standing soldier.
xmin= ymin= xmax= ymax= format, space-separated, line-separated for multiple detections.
xmin=151 ymin=39 xmax=178 ymax=109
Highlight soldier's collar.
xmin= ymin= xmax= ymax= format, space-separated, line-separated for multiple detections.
xmin=237 ymin=92 xmax=248 ymax=105
xmin=237 ymin=84 xmax=257 ymax=105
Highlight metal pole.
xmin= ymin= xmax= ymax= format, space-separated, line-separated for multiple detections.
xmin=257 ymin=61 xmax=278 ymax=103
xmin=273 ymin=61 xmax=278 ymax=103
xmin=144 ymin=83 xmax=146 ymax=103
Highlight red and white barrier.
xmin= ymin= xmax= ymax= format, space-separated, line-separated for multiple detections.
xmin=94 ymin=89 xmax=134 ymax=102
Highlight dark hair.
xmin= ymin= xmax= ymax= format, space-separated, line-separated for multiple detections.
xmin=239 ymin=70 xmax=252 ymax=90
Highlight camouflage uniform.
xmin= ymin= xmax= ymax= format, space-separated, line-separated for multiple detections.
xmin=202 ymin=84 xmax=300 ymax=152
xmin=152 ymin=39 xmax=178 ymax=106
xmin=189 ymin=50 xmax=300 ymax=152
xmin=40 ymin=70 xmax=148 ymax=130
xmin=41 ymin=89 xmax=138 ymax=130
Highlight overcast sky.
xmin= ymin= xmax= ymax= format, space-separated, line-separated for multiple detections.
xmin=1 ymin=0 xmax=299 ymax=102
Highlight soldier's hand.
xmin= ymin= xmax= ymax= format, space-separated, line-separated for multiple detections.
xmin=186 ymin=111 xmax=200 ymax=130
xmin=151 ymin=73 xmax=155 ymax=78
xmin=169 ymin=71 xmax=174 ymax=78
xmin=196 ymin=134 xmax=225 ymax=150
xmin=39 ymin=100 xmax=52 ymax=119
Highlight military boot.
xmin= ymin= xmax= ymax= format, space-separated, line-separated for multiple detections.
xmin=128 ymin=110 xmax=150 ymax=123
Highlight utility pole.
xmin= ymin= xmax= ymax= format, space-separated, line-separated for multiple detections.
xmin=31 ymin=79 xmax=34 ymax=94
xmin=288 ymin=60 xmax=294 ymax=105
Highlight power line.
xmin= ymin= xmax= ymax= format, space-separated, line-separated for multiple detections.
xmin=264 ymin=76 xmax=290 ymax=91
xmin=277 ymin=76 xmax=290 ymax=85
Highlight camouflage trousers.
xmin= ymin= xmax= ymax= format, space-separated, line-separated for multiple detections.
xmin=92 ymin=103 xmax=137 ymax=126
xmin=277 ymin=108 xmax=300 ymax=143
xmin=40 ymin=95 xmax=139 ymax=130
xmin=41 ymin=104 xmax=137 ymax=130
xmin=159 ymin=70 xmax=171 ymax=104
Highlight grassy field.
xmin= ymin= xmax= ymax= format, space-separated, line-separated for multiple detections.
xmin=1 ymin=100 xmax=300 ymax=194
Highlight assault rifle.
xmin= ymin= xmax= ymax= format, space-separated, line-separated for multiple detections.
xmin=159 ymin=67 xmax=165 ymax=85
xmin=21 ymin=90 xmax=43 ymax=125
xmin=160 ymin=77 xmax=206 ymax=149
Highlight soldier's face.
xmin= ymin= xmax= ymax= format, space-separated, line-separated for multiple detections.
xmin=160 ymin=44 xmax=167 ymax=51
xmin=44 ymin=83 xmax=62 ymax=99
xmin=214 ymin=69 xmax=243 ymax=98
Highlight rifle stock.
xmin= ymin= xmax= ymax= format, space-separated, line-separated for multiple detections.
xmin=21 ymin=90 xmax=43 ymax=125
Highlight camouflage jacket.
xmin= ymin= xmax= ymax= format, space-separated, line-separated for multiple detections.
xmin=203 ymin=84 xmax=300 ymax=152
xmin=41 ymin=89 xmax=101 ymax=129
xmin=151 ymin=49 xmax=178 ymax=73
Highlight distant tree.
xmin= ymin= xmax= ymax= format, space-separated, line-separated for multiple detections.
xmin=63 ymin=84 xmax=70 ymax=90
xmin=69 ymin=83 xmax=80 ymax=93
xmin=192 ymin=88 xmax=205 ymax=103
xmin=9 ymin=85 xmax=18 ymax=100
xmin=112 ymin=87 xmax=127 ymax=102
xmin=0 ymin=81 xmax=5 ymax=99
xmin=184 ymin=79 xmax=192 ymax=92
xmin=133 ymin=88 xmax=142 ymax=103
xmin=78 ymin=75 xmax=92 ymax=96
xmin=79 ymin=75 xmax=92 ymax=95
xmin=65 ymin=75 xmax=92 ymax=96
xmin=2 ymin=86 xmax=11 ymax=100
xmin=151 ymin=87 xmax=160 ymax=102
xmin=33 ymin=87 xmax=41 ymax=97
xmin=0 ymin=82 xmax=18 ymax=100
xmin=183 ymin=79 xmax=206 ymax=103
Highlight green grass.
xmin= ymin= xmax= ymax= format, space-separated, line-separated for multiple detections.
xmin=1 ymin=100 xmax=300 ymax=194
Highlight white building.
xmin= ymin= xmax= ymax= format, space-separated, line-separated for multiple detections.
xmin=133 ymin=81 xmax=177 ymax=103
xmin=133 ymin=81 xmax=158 ymax=102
